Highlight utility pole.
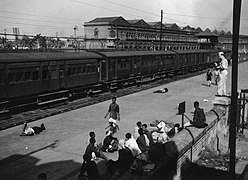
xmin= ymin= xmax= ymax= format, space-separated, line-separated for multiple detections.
xmin=4 ymin=28 xmax=7 ymax=48
xmin=159 ymin=10 xmax=163 ymax=50
xmin=74 ymin=26 xmax=78 ymax=51
xmin=230 ymin=0 xmax=242 ymax=179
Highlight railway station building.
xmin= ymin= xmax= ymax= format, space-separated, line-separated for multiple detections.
xmin=83 ymin=16 xmax=248 ymax=53
xmin=84 ymin=16 xmax=199 ymax=50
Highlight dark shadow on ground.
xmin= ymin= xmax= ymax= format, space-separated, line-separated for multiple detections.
xmin=0 ymin=154 xmax=82 ymax=180
xmin=181 ymin=162 xmax=235 ymax=180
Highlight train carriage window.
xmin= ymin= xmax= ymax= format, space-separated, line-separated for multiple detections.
xmin=42 ymin=69 xmax=48 ymax=79
xmin=71 ymin=67 xmax=77 ymax=76
xmin=108 ymin=63 xmax=111 ymax=71
xmin=91 ymin=65 xmax=96 ymax=73
xmin=77 ymin=66 xmax=82 ymax=74
xmin=51 ymin=65 xmax=57 ymax=79
xmin=32 ymin=71 xmax=39 ymax=80
xmin=25 ymin=71 xmax=31 ymax=81
xmin=8 ymin=72 xmax=15 ymax=82
xmin=67 ymin=67 xmax=71 ymax=76
xmin=51 ymin=70 xmax=57 ymax=78
xmin=134 ymin=59 xmax=137 ymax=68
xmin=16 ymin=72 xmax=23 ymax=82
xmin=0 ymin=71 xmax=4 ymax=84
xmin=59 ymin=65 xmax=65 ymax=77
xmin=87 ymin=65 xmax=91 ymax=74
xmin=82 ymin=66 xmax=86 ymax=74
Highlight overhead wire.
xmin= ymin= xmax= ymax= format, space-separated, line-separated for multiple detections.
xmin=1 ymin=0 xmax=246 ymax=35
xmin=0 ymin=15 xmax=82 ymax=26
xmin=0 ymin=10 xmax=83 ymax=21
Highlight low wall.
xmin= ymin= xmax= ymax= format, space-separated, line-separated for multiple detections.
xmin=172 ymin=97 xmax=231 ymax=180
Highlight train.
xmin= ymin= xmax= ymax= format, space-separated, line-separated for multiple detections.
xmin=0 ymin=49 xmax=233 ymax=112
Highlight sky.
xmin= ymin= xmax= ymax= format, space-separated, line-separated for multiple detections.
xmin=0 ymin=0 xmax=247 ymax=37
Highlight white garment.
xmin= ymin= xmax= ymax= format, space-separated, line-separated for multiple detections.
xmin=125 ymin=138 xmax=142 ymax=156
xmin=217 ymin=70 xmax=228 ymax=95
xmin=217 ymin=57 xmax=228 ymax=96
xmin=157 ymin=121 xmax=171 ymax=133
xmin=24 ymin=127 xmax=34 ymax=135
xmin=152 ymin=132 xmax=168 ymax=143
xmin=133 ymin=126 xmax=139 ymax=140
xmin=144 ymin=134 xmax=150 ymax=147
xmin=108 ymin=117 xmax=117 ymax=125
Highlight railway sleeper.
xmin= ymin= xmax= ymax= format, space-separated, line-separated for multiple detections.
xmin=0 ymin=101 xmax=9 ymax=111
xmin=0 ymin=109 xmax=10 ymax=120
xmin=37 ymin=90 xmax=69 ymax=107
xmin=37 ymin=97 xmax=68 ymax=107
xmin=8 ymin=101 xmax=38 ymax=114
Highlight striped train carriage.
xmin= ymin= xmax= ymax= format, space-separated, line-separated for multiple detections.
xmin=0 ymin=49 xmax=231 ymax=102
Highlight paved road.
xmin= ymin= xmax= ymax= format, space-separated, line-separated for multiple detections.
xmin=0 ymin=61 xmax=247 ymax=180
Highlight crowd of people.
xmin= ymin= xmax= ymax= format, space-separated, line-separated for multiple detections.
xmin=78 ymin=88 xmax=210 ymax=179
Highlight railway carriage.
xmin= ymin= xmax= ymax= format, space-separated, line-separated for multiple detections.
xmin=0 ymin=52 xmax=102 ymax=100
xmin=0 ymin=49 xmax=233 ymax=114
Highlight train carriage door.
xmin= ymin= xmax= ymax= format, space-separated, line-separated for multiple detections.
xmin=129 ymin=57 xmax=134 ymax=75
xmin=101 ymin=59 xmax=106 ymax=82
xmin=41 ymin=62 xmax=49 ymax=92
xmin=137 ymin=56 xmax=141 ymax=74
xmin=112 ymin=58 xmax=117 ymax=78
xmin=50 ymin=61 xmax=59 ymax=91
xmin=0 ymin=64 xmax=6 ymax=99
xmin=59 ymin=61 xmax=66 ymax=89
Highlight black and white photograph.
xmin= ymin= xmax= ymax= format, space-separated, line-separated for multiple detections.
xmin=0 ymin=0 xmax=248 ymax=179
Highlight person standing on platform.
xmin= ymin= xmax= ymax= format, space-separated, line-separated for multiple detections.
xmin=213 ymin=63 xmax=220 ymax=85
xmin=217 ymin=52 xmax=228 ymax=96
xmin=104 ymin=96 xmax=120 ymax=131
xmin=206 ymin=69 xmax=212 ymax=87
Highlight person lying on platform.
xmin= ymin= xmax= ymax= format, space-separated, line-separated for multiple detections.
xmin=153 ymin=87 xmax=168 ymax=93
xmin=20 ymin=122 xmax=46 ymax=136
xmin=184 ymin=101 xmax=208 ymax=128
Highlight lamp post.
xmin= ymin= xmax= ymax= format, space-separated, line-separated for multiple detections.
xmin=4 ymin=28 xmax=7 ymax=48
xmin=73 ymin=26 xmax=78 ymax=51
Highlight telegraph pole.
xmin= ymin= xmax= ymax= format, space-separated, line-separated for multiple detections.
xmin=230 ymin=0 xmax=242 ymax=179
xmin=159 ymin=10 xmax=163 ymax=50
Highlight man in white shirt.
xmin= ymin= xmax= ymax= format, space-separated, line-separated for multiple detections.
xmin=125 ymin=133 xmax=141 ymax=157
xmin=217 ymin=52 xmax=228 ymax=96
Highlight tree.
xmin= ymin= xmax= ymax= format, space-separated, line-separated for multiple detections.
xmin=20 ymin=35 xmax=31 ymax=49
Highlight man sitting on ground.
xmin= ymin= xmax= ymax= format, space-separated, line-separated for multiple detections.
xmin=125 ymin=133 xmax=141 ymax=157
xmin=101 ymin=131 xmax=118 ymax=153
xmin=185 ymin=101 xmax=207 ymax=128
xmin=151 ymin=121 xmax=171 ymax=143
xmin=142 ymin=124 xmax=154 ymax=146
xmin=136 ymin=128 xmax=149 ymax=153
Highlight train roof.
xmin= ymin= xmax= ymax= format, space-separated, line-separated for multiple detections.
xmin=96 ymin=50 xmax=177 ymax=57
xmin=96 ymin=49 xmax=214 ymax=58
xmin=0 ymin=52 xmax=102 ymax=63
xmin=172 ymin=49 xmax=210 ymax=54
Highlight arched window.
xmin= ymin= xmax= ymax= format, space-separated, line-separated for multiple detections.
xmin=94 ymin=28 xmax=98 ymax=37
